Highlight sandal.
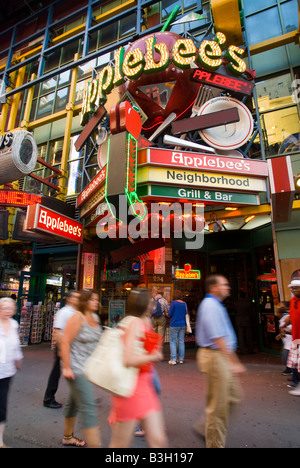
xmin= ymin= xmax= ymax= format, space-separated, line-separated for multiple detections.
xmin=62 ymin=435 xmax=86 ymax=447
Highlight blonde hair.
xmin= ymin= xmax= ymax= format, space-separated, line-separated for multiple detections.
xmin=0 ymin=297 xmax=16 ymax=307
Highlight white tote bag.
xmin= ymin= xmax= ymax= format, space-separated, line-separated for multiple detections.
xmin=84 ymin=316 xmax=140 ymax=397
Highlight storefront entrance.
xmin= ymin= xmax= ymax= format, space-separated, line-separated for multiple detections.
xmin=207 ymin=242 xmax=281 ymax=355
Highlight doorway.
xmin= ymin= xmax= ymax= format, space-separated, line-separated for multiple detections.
xmin=208 ymin=252 xmax=257 ymax=353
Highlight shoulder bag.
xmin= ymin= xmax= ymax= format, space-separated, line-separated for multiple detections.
xmin=84 ymin=316 xmax=141 ymax=397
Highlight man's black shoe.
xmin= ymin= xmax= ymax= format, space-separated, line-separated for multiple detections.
xmin=43 ymin=401 xmax=62 ymax=409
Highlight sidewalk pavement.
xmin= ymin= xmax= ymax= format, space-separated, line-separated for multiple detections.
xmin=3 ymin=343 xmax=300 ymax=449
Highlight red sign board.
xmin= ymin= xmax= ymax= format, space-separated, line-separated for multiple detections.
xmin=138 ymin=148 xmax=268 ymax=177
xmin=267 ymin=156 xmax=295 ymax=223
xmin=0 ymin=190 xmax=42 ymax=207
xmin=191 ymin=69 xmax=254 ymax=96
xmin=25 ymin=204 xmax=83 ymax=243
xmin=76 ymin=166 xmax=106 ymax=208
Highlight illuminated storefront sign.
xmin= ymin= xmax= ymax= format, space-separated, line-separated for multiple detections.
xmin=137 ymin=167 xmax=267 ymax=193
xmin=137 ymin=184 xmax=260 ymax=206
xmin=191 ymin=69 xmax=254 ymax=96
xmin=80 ymin=31 xmax=247 ymax=125
xmin=138 ymin=148 xmax=268 ymax=177
xmin=80 ymin=185 xmax=106 ymax=219
xmin=0 ymin=190 xmax=42 ymax=207
xmin=175 ymin=264 xmax=201 ymax=280
xmin=76 ymin=166 xmax=106 ymax=208
xmin=25 ymin=204 xmax=83 ymax=243
xmin=105 ymin=102 xmax=146 ymax=221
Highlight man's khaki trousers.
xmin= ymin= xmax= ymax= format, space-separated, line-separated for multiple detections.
xmin=197 ymin=347 xmax=243 ymax=448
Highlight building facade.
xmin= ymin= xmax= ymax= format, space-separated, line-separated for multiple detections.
xmin=0 ymin=0 xmax=299 ymax=352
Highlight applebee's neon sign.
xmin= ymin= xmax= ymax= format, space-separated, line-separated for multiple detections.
xmin=175 ymin=264 xmax=201 ymax=280
xmin=80 ymin=32 xmax=247 ymax=125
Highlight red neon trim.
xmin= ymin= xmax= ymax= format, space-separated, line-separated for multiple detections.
xmin=142 ymin=98 xmax=196 ymax=131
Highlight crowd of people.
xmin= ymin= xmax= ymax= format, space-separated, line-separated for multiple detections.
xmin=0 ymin=275 xmax=299 ymax=449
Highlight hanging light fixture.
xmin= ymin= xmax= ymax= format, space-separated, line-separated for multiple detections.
xmin=208 ymin=213 xmax=223 ymax=232
xmin=244 ymin=215 xmax=256 ymax=224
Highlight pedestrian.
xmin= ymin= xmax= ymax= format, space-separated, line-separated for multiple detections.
xmin=280 ymin=279 xmax=300 ymax=396
xmin=234 ymin=290 xmax=253 ymax=354
xmin=109 ymin=288 xmax=168 ymax=448
xmin=0 ymin=297 xmax=23 ymax=448
xmin=43 ymin=290 xmax=80 ymax=408
xmin=60 ymin=290 xmax=102 ymax=447
xmin=167 ymin=290 xmax=188 ymax=365
xmin=151 ymin=288 xmax=169 ymax=339
xmin=195 ymin=274 xmax=245 ymax=448
xmin=275 ymin=302 xmax=293 ymax=375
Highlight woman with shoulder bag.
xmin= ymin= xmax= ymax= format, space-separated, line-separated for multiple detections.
xmin=109 ymin=288 xmax=168 ymax=448
xmin=61 ymin=289 xmax=102 ymax=448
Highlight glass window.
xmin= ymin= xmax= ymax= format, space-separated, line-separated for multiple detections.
xmin=251 ymin=46 xmax=289 ymax=78
xmin=29 ymin=99 xmax=37 ymax=120
xmin=88 ymin=31 xmax=98 ymax=54
xmin=67 ymin=157 xmax=83 ymax=195
xmin=255 ymin=73 xmax=294 ymax=112
xmin=37 ymin=144 xmax=47 ymax=162
xmin=243 ymin=0 xmax=276 ymax=16
xmin=261 ymin=106 xmax=300 ymax=155
xmin=58 ymin=71 xmax=71 ymax=86
xmin=97 ymin=52 xmax=111 ymax=67
xmin=50 ymin=140 xmax=63 ymax=166
xmin=183 ymin=0 xmax=197 ymax=9
xmin=67 ymin=138 xmax=83 ymax=196
xmin=24 ymin=169 xmax=44 ymax=193
xmin=61 ymin=40 xmax=80 ymax=65
xmin=281 ymin=0 xmax=298 ymax=33
xmin=41 ymin=76 xmax=58 ymax=95
xmin=99 ymin=23 xmax=118 ymax=48
xmin=246 ymin=8 xmax=282 ymax=45
xmin=36 ymin=92 xmax=55 ymax=118
xmin=54 ymin=87 xmax=69 ymax=112
xmin=119 ymin=13 xmax=136 ymax=37
xmin=44 ymin=51 xmax=60 ymax=73
xmin=78 ymin=59 xmax=97 ymax=77
xmin=75 ymin=80 xmax=87 ymax=105
xmin=161 ymin=0 xmax=181 ymax=20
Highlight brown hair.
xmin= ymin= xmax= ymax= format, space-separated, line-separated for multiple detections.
xmin=204 ymin=275 xmax=224 ymax=293
xmin=78 ymin=289 xmax=99 ymax=314
xmin=174 ymin=290 xmax=183 ymax=300
xmin=126 ymin=288 xmax=150 ymax=318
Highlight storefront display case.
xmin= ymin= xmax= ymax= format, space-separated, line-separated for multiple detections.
xmin=256 ymin=244 xmax=281 ymax=352
xmin=0 ymin=268 xmax=25 ymax=298
xmin=258 ymin=274 xmax=281 ymax=352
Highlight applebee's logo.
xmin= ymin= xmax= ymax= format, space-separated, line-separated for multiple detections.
xmin=38 ymin=209 xmax=82 ymax=238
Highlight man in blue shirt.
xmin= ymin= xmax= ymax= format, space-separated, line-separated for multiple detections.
xmin=195 ymin=275 xmax=246 ymax=448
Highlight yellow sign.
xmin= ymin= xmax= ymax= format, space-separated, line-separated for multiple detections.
xmin=137 ymin=167 xmax=267 ymax=193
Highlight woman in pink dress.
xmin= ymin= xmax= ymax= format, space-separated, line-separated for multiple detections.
xmin=109 ymin=288 xmax=168 ymax=448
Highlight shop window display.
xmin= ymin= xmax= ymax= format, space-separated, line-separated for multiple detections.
xmin=254 ymin=72 xmax=300 ymax=156
xmin=256 ymin=245 xmax=281 ymax=352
